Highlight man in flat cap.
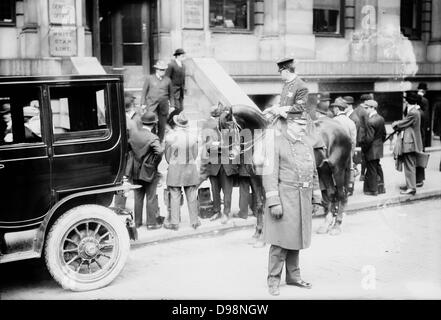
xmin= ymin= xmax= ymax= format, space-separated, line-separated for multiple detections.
xmin=166 ymin=48 xmax=187 ymax=126
xmin=362 ymin=100 xmax=386 ymax=196
xmin=141 ymin=60 xmax=174 ymax=143
xmin=315 ymin=92 xmax=333 ymax=119
xmin=355 ymin=94 xmax=371 ymax=181
xmin=392 ymin=92 xmax=423 ymax=195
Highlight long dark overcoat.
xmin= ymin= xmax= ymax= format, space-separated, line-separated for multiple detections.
xmin=262 ymin=124 xmax=319 ymax=250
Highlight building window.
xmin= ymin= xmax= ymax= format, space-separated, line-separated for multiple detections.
xmin=400 ymin=0 xmax=422 ymax=40
xmin=313 ymin=0 xmax=344 ymax=36
xmin=209 ymin=0 xmax=252 ymax=31
xmin=0 ymin=0 xmax=16 ymax=26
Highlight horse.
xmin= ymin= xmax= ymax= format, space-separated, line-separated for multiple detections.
xmin=216 ymin=103 xmax=352 ymax=236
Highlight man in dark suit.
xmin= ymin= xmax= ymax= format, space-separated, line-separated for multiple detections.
xmin=362 ymin=100 xmax=386 ymax=196
xmin=141 ymin=60 xmax=173 ymax=142
xmin=355 ymin=94 xmax=371 ymax=181
xmin=416 ymin=83 xmax=430 ymax=187
xmin=126 ymin=111 xmax=163 ymax=229
xmin=199 ymin=106 xmax=239 ymax=224
xmin=166 ymin=48 xmax=186 ymax=126
xmin=392 ymin=92 xmax=423 ymax=195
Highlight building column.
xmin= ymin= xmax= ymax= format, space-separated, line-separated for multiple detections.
xmin=427 ymin=0 xmax=441 ymax=62
xmin=157 ymin=0 xmax=172 ymax=60
xmin=259 ymin=0 xmax=280 ymax=60
xmin=19 ymin=0 xmax=40 ymax=58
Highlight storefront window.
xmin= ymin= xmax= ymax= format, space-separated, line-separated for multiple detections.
xmin=313 ymin=0 xmax=344 ymax=36
xmin=209 ymin=0 xmax=251 ymax=31
xmin=400 ymin=0 xmax=421 ymax=40
xmin=0 ymin=0 xmax=16 ymax=26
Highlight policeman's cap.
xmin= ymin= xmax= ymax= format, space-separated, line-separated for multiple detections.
xmin=404 ymin=92 xmax=419 ymax=105
xmin=318 ymin=92 xmax=331 ymax=101
xmin=276 ymin=57 xmax=295 ymax=72
xmin=417 ymin=82 xmax=427 ymax=91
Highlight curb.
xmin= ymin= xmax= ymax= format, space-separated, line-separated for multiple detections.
xmin=130 ymin=188 xmax=441 ymax=249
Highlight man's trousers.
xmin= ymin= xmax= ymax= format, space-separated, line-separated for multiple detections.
xmin=209 ymin=166 xmax=234 ymax=216
xmin=267 ymin=245 xmax=301 ymax=287
xmin=239 ymin=175 xmax=264 ymax=220
xmin=363 ymin=159 xmax=384 ymax=193
xmin=133 ymin=178 xmax=159 ymax=227
xmin=169 ymin=185 xmax=199 ymax=226
xmin=403 ymin=152 xmax=417 ymax=190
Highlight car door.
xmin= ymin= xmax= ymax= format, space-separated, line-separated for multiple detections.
xmin=0 ymin=83 xmax=51 ymax=229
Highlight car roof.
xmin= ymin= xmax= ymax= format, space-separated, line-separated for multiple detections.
xmin=0 ymin=74 xmax=123 ymax=84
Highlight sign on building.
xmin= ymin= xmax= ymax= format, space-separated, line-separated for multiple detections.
xmin=183 ymin=0 xmax=204 ymax=29
xmin=49 ymin=0 xmax=76 ymax=25
xmin=49 ymin=27 xmax=77 ymax=57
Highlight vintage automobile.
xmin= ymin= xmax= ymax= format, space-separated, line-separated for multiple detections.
xmin=0 ymin=74 xmax=135 ymax=291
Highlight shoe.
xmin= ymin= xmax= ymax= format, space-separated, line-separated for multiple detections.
xmin=286 ymin=279 xmax=312 ymax=289
xmin=210 ymin=213 xmax=222 ymax=221
xmin=156 ymin=216 xmax=165 ymax=225
xmin=192 ymin=221 xmax=201 ymax=230
xmin=268 ymin=285 xmax=280 ymax=296
xmin=146 ymin=224 xmax=162 ymax=230
xmin=399 ymin=185 xmax=408 ymax=191
xmin=163 ymin=223 xmax=179 ymax=231
xmin=329 ymin=223 xmax=342 ymax=236
xmin=400 ymin=188 xmax=416 ymax=195
xmin=363 ymin=191 xmax=378 ymax=196
xmin=232 ymin=213 xmax=247 ymax=219
xmin=221 ymin=214 xmax=230 ymax=224
xmin=416 ymin=182 xmax=424 ymax=188
xmin=316 ymin=222 xmax=331 ymax=234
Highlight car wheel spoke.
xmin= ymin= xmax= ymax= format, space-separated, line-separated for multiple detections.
xmin=94 ymin=223 xmax=102 ymax=236
xmin=66 ymin=255 xmax=80 ymax=265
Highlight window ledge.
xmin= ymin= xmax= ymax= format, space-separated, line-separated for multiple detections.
xmin=210 ymin=28 xmax=253 ymax=35
xmin=314 ymin=33 xmax=345 ymax=38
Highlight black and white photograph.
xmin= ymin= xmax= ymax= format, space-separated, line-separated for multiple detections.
xmin=1 ymin=0 xmax=441 ymax=310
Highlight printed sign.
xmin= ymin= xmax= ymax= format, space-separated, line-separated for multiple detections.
xmin=49 ymin=27 xmax=77 ymax=56
xmin=183 ymin=0 xmax=204 ymax=29
xmin=49 ymin=0 xmax=76 ymax=25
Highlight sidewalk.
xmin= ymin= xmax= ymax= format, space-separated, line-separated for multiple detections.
xmin=126 ymin=137 xmax=441 ymax=249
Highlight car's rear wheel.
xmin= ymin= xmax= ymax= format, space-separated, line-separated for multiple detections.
xmin=44 ymin=204 xmax=130 ymax=291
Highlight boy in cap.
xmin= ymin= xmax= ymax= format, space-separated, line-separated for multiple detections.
xmin=141 ymin=60 xmax=174 ymax=142
xmin=392 ymin=92 xmax=423 ymax=195
xmin=166 ymin=48 xmax=187 ymax=126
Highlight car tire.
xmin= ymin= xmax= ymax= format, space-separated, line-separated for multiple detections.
xmin=44 ymin=204 xmax=130 ymax=291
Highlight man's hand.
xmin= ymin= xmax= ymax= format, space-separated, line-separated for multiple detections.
xmin=264 ymin=105 xmax=289 ymax=119
xmin=270 ymin=205 xmax=283 ymax=219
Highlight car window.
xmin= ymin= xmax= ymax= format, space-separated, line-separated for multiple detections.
xmin=49 ymin=84 xmax=110 ymax=142
xmin=0 ymin=86 xmax=43 ymax=147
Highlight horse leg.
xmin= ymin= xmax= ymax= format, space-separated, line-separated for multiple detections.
xmin=316 ymin=189 xmax=335 ymax=234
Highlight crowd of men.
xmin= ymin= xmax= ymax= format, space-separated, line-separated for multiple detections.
xmin=118 ymin=49 xmax=437 ymax=296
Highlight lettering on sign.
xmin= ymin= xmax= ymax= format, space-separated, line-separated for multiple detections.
xmin=183 ymin=0 xmax=204 ymax=29
xmin=49 ymin=0 xmax=76 ymax=25
xmin=49 ymin=27 xmax=77 ymax=57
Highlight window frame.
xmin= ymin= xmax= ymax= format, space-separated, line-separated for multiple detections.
xmin=0 ymin=0 xmax=16 ymax=27
xmin=47 ymin=83 xmax=112 ymax=145
xmin=400 ymin=0 xmax=422 ymax=40
xmin=313 ymin=0 xmax=345 ymax=38
xmin=209 ymin=0 xmax=254 ymax=33
xmin=0 ymin=85 xmax=45 ymax=148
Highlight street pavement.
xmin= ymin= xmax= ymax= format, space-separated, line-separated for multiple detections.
xmin=122 ymin=135 xmax=441 ymax=247
xmin=1 ymin=198 xmax=440 ymax=299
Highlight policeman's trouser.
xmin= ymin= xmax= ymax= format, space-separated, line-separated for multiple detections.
xmin=267 ymin=245 xmax=300 ymax=287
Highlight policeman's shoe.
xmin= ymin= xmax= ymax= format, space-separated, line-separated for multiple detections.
xmin=416 ymin=182 xmax=424 ymax=188
xmin=147 ymin=224 xmax=162 ymax=230
xmin=268 ymin=285 xmax=280 ymax=296
xmin=163 ymin=223 xmax=179 ymax=231
xmin=210 ymin=212 xmax=222 ymax=221
xmin=363 ymin=191 xmax=378 ymax=196
xmin=286 ymin=279 xmax=312 ymax=289
xmin=400 ymin=188 xmax=416 ymax=195
xmin=329 ymin=223 xmax=342 ymax=236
